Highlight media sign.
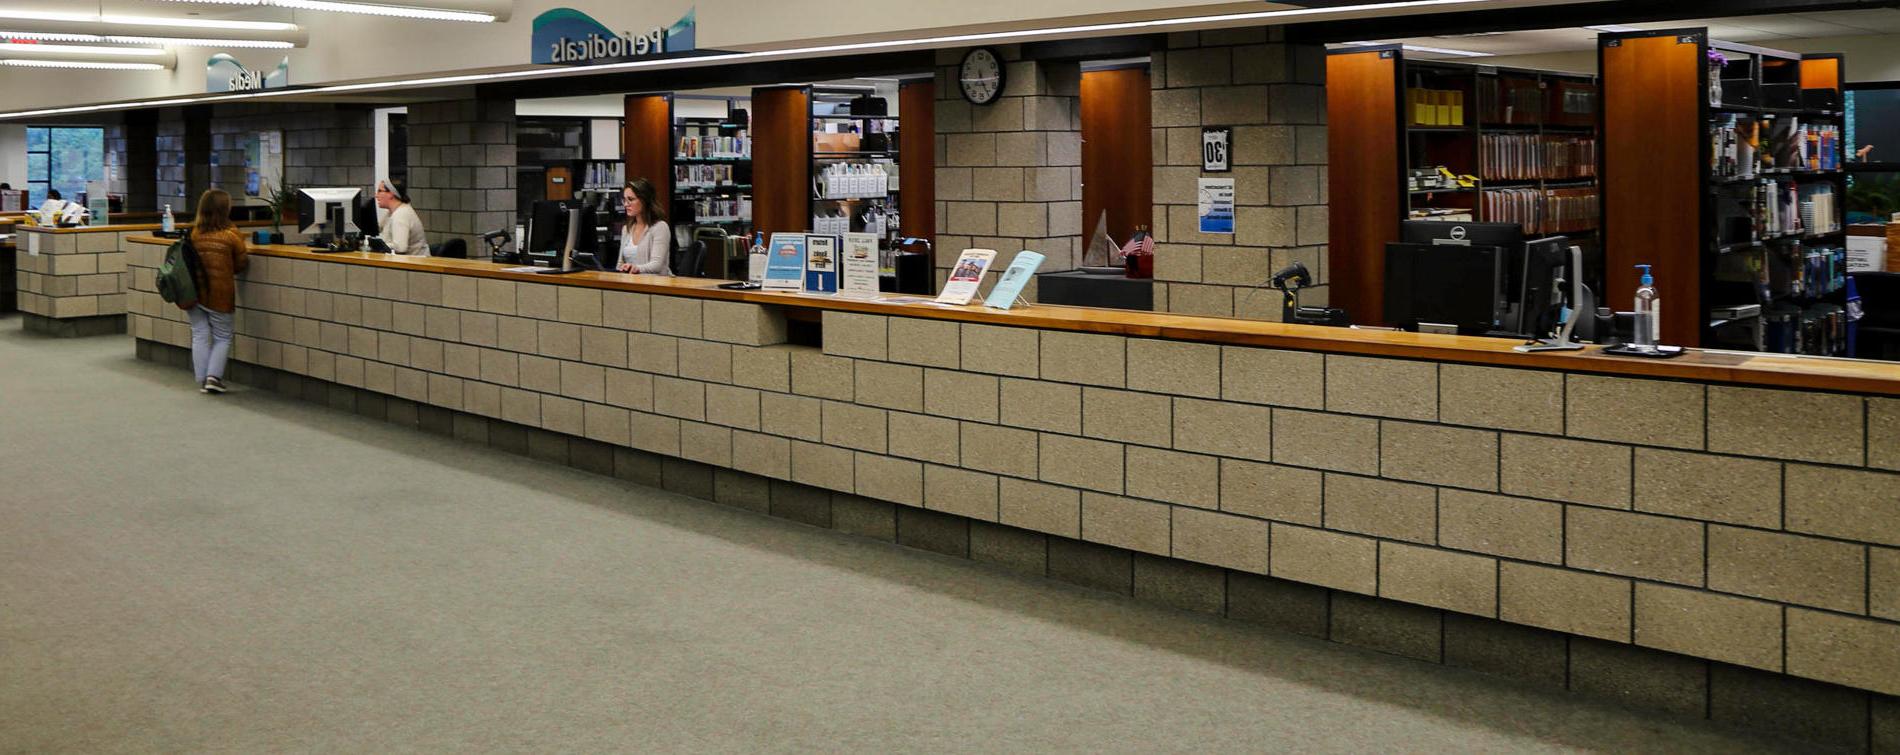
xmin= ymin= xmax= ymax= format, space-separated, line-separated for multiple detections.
xmin=207 ymin=53 xmax=289 ymax=93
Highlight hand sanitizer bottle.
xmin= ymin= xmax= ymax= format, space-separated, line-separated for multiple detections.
xmin=748 ymin=232 xmax=768 ymax=285
xmin=161 ymin=204 xmax=175 ymax=234
xmin=1633 ymin=264 xmax=1661 ymax=350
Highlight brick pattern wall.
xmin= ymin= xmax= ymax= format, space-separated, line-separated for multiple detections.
xmin=405 ymin=99 xmax=517 ymax=252
xmin=104 ymin=124 xmax=129 ymax=198
xmin=1150 ymin=29 xmax=1329 ymax=320
xmin=14 ymin=227 xmax=131 ymax=320
xmin=208 ymin=103 xmax=375 ymax=207
xmin=934 ymin=47 xmax=1084 ymax=297
xmin=156 ymin=116 xmax=188 ymax=213
xmin=122 ymin=244 xmax=1900 ymax=702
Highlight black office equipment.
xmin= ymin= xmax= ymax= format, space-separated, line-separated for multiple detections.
xmin=353 ymin=193 xmax=380 ymax=236
xmin=1384 ymin=242 xmax=1507 ymax=335
xmin=527 ymin=200 xmax=598 ymax=269
xmin=532 ymin=206 xmax=593 ymax=275
xmin=1853 ymin=272 xmax=1900 ymax=360
xmin=1401 ymin=220 xmax=1525 ymax=249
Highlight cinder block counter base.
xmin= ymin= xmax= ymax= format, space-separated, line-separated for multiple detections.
xmin=124 ymin=237 xmax=1900 ymax=750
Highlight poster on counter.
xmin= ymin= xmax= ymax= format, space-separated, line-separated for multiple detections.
xmin=1198 ymin=178 xmax=1235 ymax=234
xmin=804 ymin=234 xmax=838 ymax=293
xmin=762 ymin=233 xmax=808 ymax=292
xmin=935 ymin=249 xmax=997 ymax=306
xmin=983 ymin=251 xmax=1045 ymax=310
xmin=838 ymin=233 xmax=881 ymax=299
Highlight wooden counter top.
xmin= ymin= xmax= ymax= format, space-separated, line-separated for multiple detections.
xmin=126 ymin=235 xmax=1900 ymax=396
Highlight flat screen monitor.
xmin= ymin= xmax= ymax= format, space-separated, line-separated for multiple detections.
xmin=527 ymin=199 xmax=599 ymax=266
xmin=353 ymin=193 xmax=380 ymax=236
xmin=298 ymin=187 xmax=361 ymax=237
xmin=1383 ymin=242 xmax=1507 ymax=335
xmin=1511 ymin=236 xmax=1573 ymax=338
xmin=1401 ymin=220 xmax=1525 ymax=248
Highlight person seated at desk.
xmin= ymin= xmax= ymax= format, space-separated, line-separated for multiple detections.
xmin=616 ymin=177 xmax=671 ymax=275
xmin=37 ymin=189 xmax=66 ymax=225
xmin=375 ymin=178 xmax=428 ymax=256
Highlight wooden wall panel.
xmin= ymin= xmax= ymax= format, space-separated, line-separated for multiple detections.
xmin=623 ymin=93 xmax=673 ymax=211
xmin=1602 ymin=35 xmax=1702 ymax=346
xmin=1081 ymin=66 xmax=1153 ymax=246
xmin=1326 ymin=50 xmax=1401 ymax=326
xmin=750 ymin=86 xmax=813 ymax=238
xmin=899 ymin=80 xmax=935 ymax=249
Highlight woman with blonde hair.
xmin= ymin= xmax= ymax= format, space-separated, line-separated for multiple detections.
xmin=187 ymin=188 xmax=249 ymax=393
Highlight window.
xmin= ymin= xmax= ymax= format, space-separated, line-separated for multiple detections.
xmin=23 ymin=126 xmax=105 ymax=209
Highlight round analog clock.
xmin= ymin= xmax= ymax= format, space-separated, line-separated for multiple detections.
xmin=959 ymin=47 xmax=1006 ymax=105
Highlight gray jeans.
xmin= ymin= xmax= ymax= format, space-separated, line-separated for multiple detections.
xmin=188 ymin=305 xmax=234 ymax=384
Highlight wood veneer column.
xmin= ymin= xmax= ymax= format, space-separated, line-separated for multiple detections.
xmin=1602 ymin=34 xmax=1701 ymax=346
xmin=1326 ymin=49 xmax=1401 ymax=326
xmin=1081 ymin=66 xmax=1153 ymax=249
xmin=899 ymin=79 xmax=935 ymax=251
xmin=750 ymin=86 xmax=812 ymax=238
xmin=623 ymin=93 xmax=673 ymax=211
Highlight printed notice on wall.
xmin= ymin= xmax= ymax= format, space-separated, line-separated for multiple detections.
xmin=1197 ymin=178 xmax=1235 ymax=234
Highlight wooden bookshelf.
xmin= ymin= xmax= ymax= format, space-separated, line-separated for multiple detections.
xmin=1328 ymin=47 xmax=1601 ymax=326
xmin=1602 ymin=29 xmax=1849 ymax=353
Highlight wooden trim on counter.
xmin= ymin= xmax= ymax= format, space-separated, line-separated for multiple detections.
xmin=124 ymin=235 xmax=1900 ymax=396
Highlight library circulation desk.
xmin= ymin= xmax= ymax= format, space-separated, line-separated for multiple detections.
xmin=124 ymin=236 xmax=1900 ymax=702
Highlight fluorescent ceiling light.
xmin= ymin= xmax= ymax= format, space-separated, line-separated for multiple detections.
xmin=98 ymin=14 xmax=296 ymax=31
xmin=0 ymin=30 xmax=108 ymax=43
xmin=107 ymin=36 xmax=294 ymax=48
xmin=1 ymin=59 xmax=165 ymax=70
xmin=0 ymin=0 xmax=1511 ymax=119
xmin=0 ymin=42 xmax=168 ymax=56
xmin=1336 ymin=40 xmax=1491 ymax=57
xmin=269 ymin=0 xmax=493 ymax=23
xmin=156 ymin=0 xmax=506 ymax=23
xmin=1585 ymin=25 xmax=1641 ymax=33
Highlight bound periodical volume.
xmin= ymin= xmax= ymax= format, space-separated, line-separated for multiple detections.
xmin=1407 ymin=88 xmax=1465 ymax=126
xmin=1481 ymin=187 xmax=1599 ymax=235
xmin=1480 ymin=134 xmax=1596 ymax=181
xmin=677 ymin=126 xmax=750 ymax=159
xmin=675 ymin=163 xmax=739 ymax=190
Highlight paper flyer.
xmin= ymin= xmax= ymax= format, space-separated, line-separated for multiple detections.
xmin=838 ymin=233 xmax=881 ymax=299
xmin=935 ymin=249 xmax=998 ymax=306
xmin=805 ymin=234 xmax=838 ymax=293
xmin=762 ymin=233 xmax=808 ymax=292
xmin=983 ymin=251 xmax=1044 ymax=310
xmin=1198 ymin=177 xmax=1235 ymax=234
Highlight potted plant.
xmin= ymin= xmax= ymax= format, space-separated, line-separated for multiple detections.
xmin=261 ymin=181 xmax=295 ymax=244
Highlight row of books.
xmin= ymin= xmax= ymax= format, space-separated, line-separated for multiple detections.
xmin=677 ymin=127 xmax=750 ymax=159
xmin=1756 ymin=181 xmax=1840 ymax=237
xmin=1408 ymin=88 xmax=1467 ymax=127
xmin=1479 ymin=134 xmax=1597 ymax=181
xmin=674 ymin=163 xmax=741 ymax=190
xmin=684 ymin=195 xmax=751 ymax=222
xmin=1482 ymin=187 xmax=1599 ymax=235
xmin=1712 ymin=116 xmax=1842 ymax=178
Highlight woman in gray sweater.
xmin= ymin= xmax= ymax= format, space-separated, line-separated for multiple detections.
xmin=616 ymin=177 xmax=672 ymax=275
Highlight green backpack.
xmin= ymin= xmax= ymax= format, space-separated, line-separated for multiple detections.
xmin=157 ymin=237 xmax=201 ymax=310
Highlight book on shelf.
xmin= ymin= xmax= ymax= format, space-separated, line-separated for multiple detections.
xmin=1480 ymin=133 xmax=1596 ymax=181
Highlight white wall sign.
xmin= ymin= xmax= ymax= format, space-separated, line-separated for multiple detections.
xmin=1201 ymin=126 xmax=1231 ymax=172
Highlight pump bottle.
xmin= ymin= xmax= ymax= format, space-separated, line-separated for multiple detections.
xmin=161 ymin=204 xmax=175 ymax=234
xmin=1633 ymin=264 xmax=1661 ymax=349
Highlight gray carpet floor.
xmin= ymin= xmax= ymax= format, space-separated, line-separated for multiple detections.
xmin=0 ymin=314 xmax=1795 ymax=753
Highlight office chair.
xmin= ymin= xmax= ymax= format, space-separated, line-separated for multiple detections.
xmin=672 ymin=240 xmax=706 ymax=277
xmin=430 ymin=238 xmax=468 ymax=259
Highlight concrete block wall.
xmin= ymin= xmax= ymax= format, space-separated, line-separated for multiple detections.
xmin=156 ymin=117 xmax=188 ymax=213
xmin=934 ymin=46 xmax=1084 ymax=297
xmin=121 ymin=247 xmax=1900 ymax=713
xmin=206 ymin=103 xmax=376 ymax=208
xmin=405 ymin=99 xmax=517 ymax=252
xmin=1150 ymin=29 xmax=1329 ymax=320
xmin=15 ymin=227 xmax=131 ymax=324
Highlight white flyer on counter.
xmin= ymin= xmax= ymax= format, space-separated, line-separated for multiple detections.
xmin=935 ymin=249 xmax=997 ymax=306
xmin=838 ymin=233 xmax=881 ymax=299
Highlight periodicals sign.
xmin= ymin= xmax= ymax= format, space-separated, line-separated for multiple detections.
xmin=1202 ymin=126 xmax=1231 ymax=172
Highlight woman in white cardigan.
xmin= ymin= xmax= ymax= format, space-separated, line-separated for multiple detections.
xmin=616 ymin=177 xmax=672 ymax=275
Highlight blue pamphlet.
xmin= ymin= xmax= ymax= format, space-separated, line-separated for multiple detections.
xmin=762 ymin=233 xmax=807 ymax=292
xmin=805 ymin=234 xmax=838 ymax=293
xmin=983 ymin=251 xmax=1045 ymax=310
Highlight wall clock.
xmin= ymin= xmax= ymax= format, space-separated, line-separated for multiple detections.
xmin=959 ymin=47 xmax=1006 ymax=105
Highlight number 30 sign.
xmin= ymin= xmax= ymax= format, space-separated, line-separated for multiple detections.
xmin=1202 ymin=126 xmax=1231 ymax=172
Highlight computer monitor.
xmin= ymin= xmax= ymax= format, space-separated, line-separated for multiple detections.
xmin=1401 ymin=220 xmax=1525 ymax=248
xmin=352 ymin=193 xmax=380 ymax=236
xmin=298 ymin=187 xmax=361 ymax=239
xmin=1509 ymin=236 xmax=1572 ymax=338
xmin=1384 ymin=242 xmax=1508 ymax=335
xmin=526 ymin=199 xmax=599 ymax=267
